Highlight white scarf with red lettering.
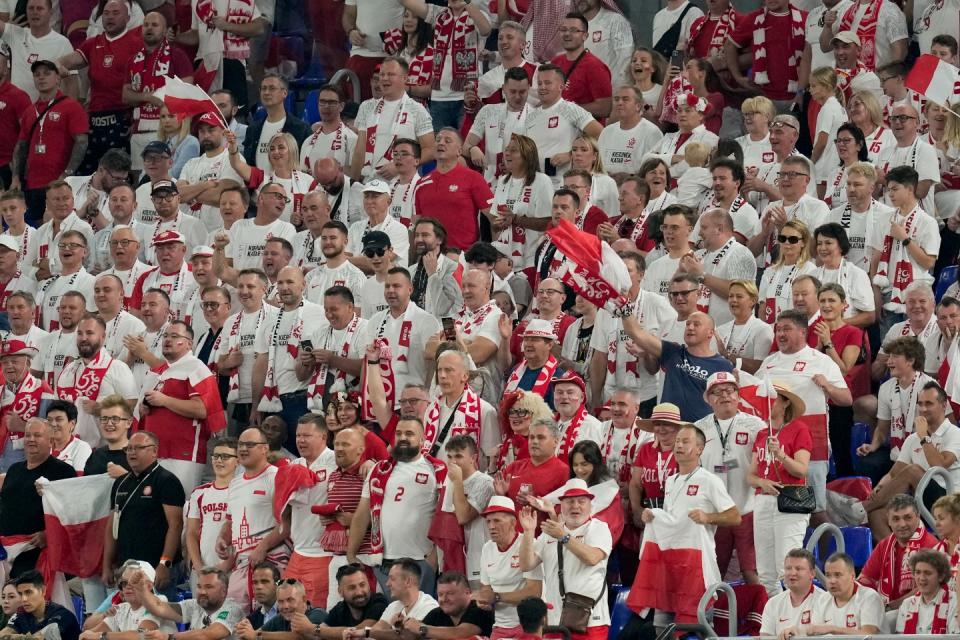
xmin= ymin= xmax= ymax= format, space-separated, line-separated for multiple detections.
xmin=457 ymin=300 xmax=497 ymax=337
xmin=307 ymin=314 xmax=362 ymax=412
xmin=751 ymin=7 xmax=804 ymax=92
xmin=225 ymin=310 xmax=252 ymax=403
xmin=56 ymin=349 xmax=113 ymax=403
xmin=901 ymin=585 xmax=951 ymax=634
xmin=839 ymin=0 xmax=882 ymax=70
xmin=504 ymin=355 xmax=558 ymax=397
xmin=259 ymin=303 xmax=301 ymax=413
xmin=609 ymin=290 xmax=644 ymax=376
xmin=696 ymin=237 xmax=736 ymax=312
xmin=423 ymin=387 xmax=482 ymax=454
xmin=872 ymin=206 xmax=920 ymax=309
xmin=880 ymin=525 xmax=928 ymax=599
xmin=364 ymin=94 xmax=416 ymax=173
xmin=367 ymin=455 xmax=448 ymax=561
xmin=557 ymin=405 xmax=588 ymax=459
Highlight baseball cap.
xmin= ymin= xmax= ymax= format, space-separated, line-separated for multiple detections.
xmin=191 ymin=245 xmax=215 ymax=259
xmin=0 ymin=340 xmax=38 ymax=358
xmin=0 ymin=235 xmax=19 ymax=253
xmin=831 ymin=31 xmax=862 ymax=47
xmin=521 ymin=318 xmax=557 ymax=341
xmin=362 ymin=179 xmax=391 ymax=194
xmin=198 ymin=112 xmax=224 ymax=128
xmin=550 ymin=370 xmax=585 ymax=394
xmin=31 ymin=60 xmax=57 ymax=74
xmin=703 ymin=371 xmax=740 ymax=401
xmin=362 ymin=231 xmax=392 ymax=252
xmin=151 ymin=180 xmax=178 ymax=195
xmin=142 ymin=141 xmax=173 ymax=158
xmin=151 ymin=230 xmax=185 ymax=246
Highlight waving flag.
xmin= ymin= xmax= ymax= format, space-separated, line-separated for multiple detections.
xmin=41 ymin=474 xmax=115 ymax=579
xmin=905 ymin=54 xmax=960 ymax=111
xmin=734 ymin=369 xmax=777 ymax=425
xmin=154 ymin=77 xmax=227 ymax=127
xmin=545 ymin=219 xmax=630 ymax=313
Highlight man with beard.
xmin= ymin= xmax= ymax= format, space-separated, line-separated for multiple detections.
xmin=552 ymin=372 xmax=603 ymax=459
xmin=135 ymin=567 xmax=243 ymax=638
xmin=301 ymin=85 xmax=358 ymax=171
xmin=347 ymin=417 xmax=445 ymax=595
xmin=347 ymin=180 xmax=410 ymax=272
xmin=178 ymin=113 xmax=244 ymax=232
xmin=137 ymin=180 xmax=207 ymax=264
xmin=36 ymin=291 xmax=83 ymax=387
xmin=216 ymin=183 xmax=297 ymax=272
xmin=296 ymin=286 xmax=367 ymax=413
xmin=124 ymin=288 xmax=170 ymax=388
xmin=305 ymin=222 xmax=367 ymax=305
xmin=131 ymin=230 xmax=196 ymax=313
xmin=101 ymin=225 xmax=152 ymax=308
xmin=90 ymin=184 xmax=137 ymax=272
xmin=217 ymin=269 xmax=277 ymax=429
xmin=180 ymin=246 xmax=223 ymax=343
xmin=293 ymin=191 xmax=331 ymax=271
xmin=235 ymin=578 xmax=325 ymax=638
xmin=410 ymin=218 xmax=462 ymax=317
xmin=94 ymin=274 xmax=146 ymax=360
xmin=136 ymin=320 xmax=227 ymax=495
xmin=318 ymin=564 xmax=389 ymax=634
xmin=35 ymin=230 xmax=97 ymax=331
xmin=55 ymin=313 xmax=137 ymax=445
xmin=252 ymin=266 xmax=325 ymax=445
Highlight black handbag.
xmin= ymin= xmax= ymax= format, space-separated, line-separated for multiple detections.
xmin=773 ymin=447 xmax=815 ymax=514
xmin=557 ymin=537 xmax=606 ymax=633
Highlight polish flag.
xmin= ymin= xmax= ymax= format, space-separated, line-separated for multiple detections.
xmin=545 ymin=219 xmax=630 ymax=313
xmin=626 ymin=507 xmax=721 ymax=623
xmin=734 ymin=369 xmax=778 ymax=425
xmin=154 ymin=77 xmax=228 ymax=128
xmin=41 ymin=474 xmax=115 ymax=579
xmin=272 ymin=462 xmax=318 ymax=522
xmin=905 ymin=54 xmax=960 ymax=109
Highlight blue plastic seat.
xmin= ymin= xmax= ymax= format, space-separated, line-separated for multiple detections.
xmin=935 ymin=265 xmax=958 ymax=302
xmin=71 ymin=595 xmax=84 ymax=623
xmin=841 ymin=526 xmax=873 ymax=569
xmin=850 ymin=423 xmax=871 ymax=470
xmin=608 ymin=585 xmax=631 ymax=640
xmin=303 ymin=89 xmax=321 ymax=124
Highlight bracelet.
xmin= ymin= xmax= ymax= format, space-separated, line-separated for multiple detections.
xmin=367 ymin=359 xmax=379 ymax=364
xmin=823 ymin=343 xmax=833 ymax=351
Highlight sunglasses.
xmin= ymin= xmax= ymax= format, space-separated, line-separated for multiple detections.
xmin=778 ymin=234 xmax=803 ymax=244
xmin=363 ymin=247 xmax=387 ymax=258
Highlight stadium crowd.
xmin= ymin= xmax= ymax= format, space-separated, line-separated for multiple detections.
xmin=1 ymin=0 xmax=960 ymax=637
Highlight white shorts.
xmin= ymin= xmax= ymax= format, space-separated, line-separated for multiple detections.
xmin=807 ymin=460 xmax=829 ymax=512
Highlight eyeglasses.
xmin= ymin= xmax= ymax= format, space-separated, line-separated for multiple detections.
xmin=151 ymin=193 xmax=178 ymax=202
xmin=317 ymin=99 xmax=341 ymax=107
xmin=557 ymin=27 xmax=584 ymax=33
xmin=778 ymin=234 xmax=803 ymax=244
xmin=363 ymin=247 xmax=387 ymax=258
xmin=392 ymin=151 xmax=414 ymax=158
xmin=124 ymin=444 xmax=156 ymax=453
xmin=211 ymin=453 xmax=238 ymax=460
xmin=771 ymin=121 xmax=799 ymax=130
xmin=889 ymin=114 xmax=917 ymax=122
xmin=777 ymin=171 xmax=809 ymax=180
xmin=709 ymin=387 xmax=738 ymax=397
xmin=669 ymin=289 xmax=698 ymax=298
xmin=276 ymin=578 xmax=300 ymax=586
xmin=99 ymin=416 xmax=130 ymax=425
xmin=162 ymin=333 xmax=189 ymax=340
xmin=107 ymin=172 xmax=130 ymax=183
xmin=834 ymin=137 xmax=856 ymax=144
xmin=508 ymin=409 xmax=532 ymax=418
xmin=201 ymin=301 xmax=226 ymax=310
xmin=537 ymin=288 xmax=564 ymax=296
xmin=237 ymin=440 xmax=267 ymax=448
xmin=58 ymin=242 xmax=84 ymax=250
xmin=109 ymin=239 xmax=138 ymax=248
xmin=262 ymin=191 xmax=291 ymax=203
xmin=399 ymin=397 xmax=428 ymax=405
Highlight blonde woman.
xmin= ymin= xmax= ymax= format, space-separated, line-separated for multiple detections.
xmin=847 ymin=91 xmax=896 ymax=163
xmin=716 ymin=279 xmax=773 ymax=372
xmin=157 ymin=105 xmax=199 ymax=178
xmin=735 ymin=96 xmax=775 ymax=173
xmin=495 ymin=390 xmax=554 ymax=471
xmin=809 ymin=67 xmax=846 ymax=185
xmin=570 ymin=134 xmax=621 ymax=219
xmin=757 ymin=219 xmax=816 ymax=324
xmin=932 ymin=101 xmax=960 ymax=224
xmin=227 ymin=131 xmax=314 ymax=224
xmin=932 ymin=493 xmax=960 ymax=592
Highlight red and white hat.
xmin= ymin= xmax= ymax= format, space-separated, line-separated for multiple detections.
xmin=674 ymin=92 xmax=708 ymax=113
xmin=0 ymin=340 xmax=38 ymax=358
xmin=551 ymin=370 xmax=585 ymax=394
xmin=703 ymin=371 xmax=740 ymax=401
xmin=557 ymin=478 xmax=594 ymax=500
xmin=151 ymin=230 xmax=186 ymax=247
xmin=521 ymin=318 xmax=557 ymax=341
xmin=636 ymin=402 xmax=694 ymax=432
xmin=482 ymin=495 xmax=517 ymax=517
xmin=198 ymin=112 xmax=224 ymax=128
xmin=190 ymin=245 xmax=215 ymax=259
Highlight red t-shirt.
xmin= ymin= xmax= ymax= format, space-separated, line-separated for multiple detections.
xmin=860 ymin=529 xmax=938 ymax=601
xmin=0 ymin=82 xmax=31 ymax=166
xmin=729 ymin=10 xmax=807 ymax=100
xmin=581 ymin=205 xmax=607 ymax=234
xmin=509 ymin=313 xmax=577 ymax=361
xmin=18 ymin=92 xmax=90 ymax=189
xmin=414 ymin=164 xmax=493 ymax=250
xmin=631 ymin=440 xmax=679 ymax=501
xmin=551 ymin=51 xmax=612 ymax=109
xmin=688 ymin=12 xmax=744 ymax=59
xmin=503 ymin=456 xmax=569 ymax=504
xmin=751 ymin=419 xmax=812 ymax=489
xmin=78 ymin=27 xmax=144 ymax=112
xmin=363 ymin=430 xmax=390 ymax=462
xmin=704 ymin=92 xmax=725 ymax=135
xmin=829 ymin=323 xmax=870 ymax=396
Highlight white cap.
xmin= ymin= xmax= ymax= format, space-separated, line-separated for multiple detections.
xmin=521 ymin=318 xmax=557 ymax=341
xmin=362 ymin=179 xmax=391 ymax=194
xmin=0 ymin=235 xmax=19 ymax=253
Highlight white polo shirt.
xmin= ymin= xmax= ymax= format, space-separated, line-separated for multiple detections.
xmin=480 ymin=534 xmax=544 ymax=629
xmin=759 ymin=586 xmax=828 ymax=636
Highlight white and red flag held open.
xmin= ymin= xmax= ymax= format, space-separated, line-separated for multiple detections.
xmin=905 ymin=54 xmax=960 ymax=111
xmin=154 ymin=77 xmax=228 ymax=127
xmin=545 ymin=219 xmax=630 ymax=313
xmin=41 ymin=474 xmax=115 ymax=580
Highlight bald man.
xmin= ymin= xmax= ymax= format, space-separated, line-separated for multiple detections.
xmin=313 ymin=158 xmax=362 ymax=225
xmin=251 ymin=266 xmax=326 ymax=450
xmin=621 ymin=310 xmax=734 ymax=421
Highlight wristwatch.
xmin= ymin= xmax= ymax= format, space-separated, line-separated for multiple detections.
xmin=493 ymin=592 xmax=502 ymax=604
xmin=902 ymin=237 xmax=912 ymax=247
xmin=559 ymin=533 xmax=571 ymax=544
xmin=419 ymin=625 xmax=429 ymax=639
xmin=921 ymin=436 xmax=932 ymax=445
xmin=159 ymin=557 xmax=173 ymax=568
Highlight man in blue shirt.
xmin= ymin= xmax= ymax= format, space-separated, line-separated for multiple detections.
xmin=3 ymin=570 xmax=80 ymax=640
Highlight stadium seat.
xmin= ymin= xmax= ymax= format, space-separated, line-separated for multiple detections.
xmin=303 ymin=89 xmax=322 ymax=124
xmin=935 ymin=265 xmax=958 ymax=302
xmin=608 ymin=585 xmax=631 ymax=640
xmin=841 ymin=527 xmax=873 ymax=569
xmin=72 ymin=595 xmax=84 ymax=623
xmin=267 ymin=35 xmax=307 ymax=78
xmin=850 ymin=423 xmax=871 ymax=471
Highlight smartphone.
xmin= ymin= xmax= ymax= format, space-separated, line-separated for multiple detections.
xmin=300 ymin=339 xmax=313 ymax=352
xmin=544 ymin=158 xmax=557 ymax=177
xmin=670 ymin=50 xmax=683 ymax=70
xmin=442 ymin=317 xmax=457 ymax=341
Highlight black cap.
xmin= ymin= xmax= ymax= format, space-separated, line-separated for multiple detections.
xmin=151 ymin=179 xmax=178 ymax=195
xmin=31 ymin=60 xmax=58 ymax=74
xmin=142 ymin=141 xmax=173 ymax=158
xmin=362 ymin=231 xmax=392 ymax=251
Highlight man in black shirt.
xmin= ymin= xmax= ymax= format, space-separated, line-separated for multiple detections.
xmin=1 ymin=570 xmax=79 ymax=640
xmin=317 ymin=564 xmax=388 ymax=639
xmin=237 ymin=578 xmax=326 ymax=640
xmin=0 ymin=420 xmax=75 ymax=576
xmin=103 ymin=431 xmax=185 ymax=595
xmin=406 ymin=572 xmax=494 ymax=640
xmin=82 ymin=394 xmax=132 ymax=477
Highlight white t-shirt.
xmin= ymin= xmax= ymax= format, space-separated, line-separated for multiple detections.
xmin=388 ymin=175 xmax=421 ymax=227
xmin=39 ymin=328 xmax=78 ymax=389
xmin=813 ymin=96 xmax=846 ymax=182
xmin=179 ymin=599 xmax=244 ymax=636
xmin=137 ymin=211 xmax=208 ymax=264
xmin=897 ymin=420 xmax=960 ymax=488
xmin=292 ymin=230 xmax=323 ymax=271
xmin=533 ymin=519 xmax=612 ymax=627
xmin=227 ymin=465 xmax=279 ymax=554
xmin=865 ymin=205 xmax=940 ymax=296
xmin=757 ymin=261 xmax=817 ymax=323
xmin=360 ymin=276 xmax=388 ymax=319
xmin=24 ymin=213 xmax=94 ymax=278
xmin=36 ymin=269 xmax=97 ymax=331
xmin=491 ymin=173 xmax=554 ymax=269
xmin=186 ymin=482 xmax=232 ymax=567
xmin=364 ymin=303 xmax=442 ymax=403
xmin=379 ymin=591 xmax=440 ymax=622
xmin=355 ymin=96 xmax=433 ymax=178
xmin=826 ymin=200 xmax=893 ymax=272
xmin=445 ymin=471 xmax=494 ymax=582
xmin=344 ymin=0 xmax=405 ymax=57
xmin=469 ymin=103 xmax=530 ymax=185
xmin=297 ymin=316 xmax=369 ymax=403
xmin=289 ymin=449 xmax=338 ymax=557
xmin=586 ymin=8 xmax=635 ymax=83
xmin=715 ymin=316 xmax=775 ymax=363
xmin=522 ymin=99 xmax=596 ymax=186
xmin=642 ymin=254 xmax=682 ymax=296
xmin=254 ymin=301 xmax=325 ymax=395
xmin=805 ymin=1 xmax=853 ymax=71
xmin=301 ymin=123 xmax=358 ymax=171
xmin=760 ymin=587 xmax=829 ymax=636
xmin=362 ymin=456 xmax=440 ymax=559
xmin=346 ymin=216 xmax=410 ymax=261
xmin=651 ymin=1 xmax=704 ymax=51
xmin=589 ymin=173 xmax=620 ymax=220
xmin=304 ymin=260 xmax=368 ymax=306
xmin=829 ymin=0 xmax=908 ymax=69
xmin=645 ymin=125 xmax=718 ymax=180
xmin=697 ymin=412 xmax=766 ymax=513
xmin=103 ymin=600 xmax=175 ymax=634
xmin=227 ymin=218 xmax=297 ymax=271
xmin=130 ymin=323 xmax=167 ymax=389
xmin=55 ymin=436 xmax=92 ymax=472
xmin=880 ymin=319 xmax=942 ymax=376
xmin=662 ymin=466 xmax=735 ymax=541
xmin=255 ymin=118 xmax=286 ymax=168
xmin=1 ymin=24 xmax=75 ymax=101
xmin=695 ymin=239 xmax=757 ymax=326
xmin=736 ymin=133 xmax=773 ymax=175
xmin=598 ymin=118 xmax=664 ymax=175
xmin=480 ymin=534 xmax=545 ymax=629
xmin=813 ymin=260 xmax=875 ymax=319
xmin=813 ymin=584 xmax=885 ymax=631
xmin=103 ymin=311 xmax=146 ymax=362
xmin=179 ymin=149 xmax=245 ymax=231
xmin=223 ymin=306 xmax=278 ymax=404
xmin=877 ymin=139 xmax=941 ymax=217
xmin=759 ymin=196 xmax=830 ymax=265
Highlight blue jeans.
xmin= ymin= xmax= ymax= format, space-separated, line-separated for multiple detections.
xmin=0 ymin=442 xmax=25 ymax=473
xmin=271 ymin=391 xmax=309 ymax=454
xmin=430 ymin=100 xmax=464 ymax=132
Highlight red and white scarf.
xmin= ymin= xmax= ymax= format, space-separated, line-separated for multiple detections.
xmin=934 ymin=538 xmax=960 ymax=591
xmin=504 ymin=355 xmax=559 ymax=397
xmin=839 ymin=0 xmax=882 ymax=70
xmin=836 ymin=61 xmax=869 ymax=101
xmin=362 ymin=309 xmax=413 ymax=420
xmin=128 ymin=39 xmax=174 ymax=131
xmin=901 ymin=585 xmax=951 ymax=634
xmin=423 ymin=387 xmax=482 ymax=454
xmin=872 ymin=206 xmax=920 ymax=308
xmin=0 ymin=374 xmax=52 ymax=453
xmin=751 ymin=7 xmax=805 ymax=93
xmin=258 ymin=303 xmax=301 ymax=413
xmin=224 ymin=309 xmax=264 ymax=403
xmin=603 ymin=422 xmax=645 ymax=484
xmin=609 ymin=291 xmax=644 ymax=376
xmin=432 ymin=9 xmax=479 ymax=92
xmin=880 ymin=525 xmax=929 ymax=600
xmin=306 ymin=314 xmax=362 ymax=412
xmin=457 ymin=300 xmax=497 ymax=337
xmin=557 ymin=405 xmax=588 ymax=460
xmin=696 ymin=237 xmax=737 ymax=312
xmin=367 ymin=455 xmax=447 ymax=558
xmin=688 ymin=7 xmax=739 ymax=57
xmin=56 ymin=350 xmax=113 ymax=403
xmin=364 ymin=95 xmax=416 ymax=173
xmin=496 ymin=182 xmax=533 ymax=263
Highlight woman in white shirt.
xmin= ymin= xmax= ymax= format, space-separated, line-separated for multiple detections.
xmin=630 ymin=48 xmax=665 ymax=122
xmin=758 ymin=219 xmax=817 ymax=324
xmin=735 ymin=95 xmax=775 ymax=174
xmin=809 ymin=67 xmax=847 ymax=187
xmin=848 ymin=90 xmax=896 ymax=164
xmin=571 ymin=135 xmax=621 ymax=220
xmin=228 ymin=131 xmax=315 ymax=224
xmin=716 ymin=279 xmax=773 ymax=373
xmin=821 ymin=123 xmax=868 ymax=209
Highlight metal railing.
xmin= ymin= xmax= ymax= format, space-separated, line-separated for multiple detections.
xmin=697 ymin=581 xmax=736 ymax=638
xmin=328 ymin=69 xmax=361 ymax=105
xmin=917 ymin=466 xmax=954 ymax=529
xmin=805 ymin=522 xmax=845 ymax=583
xmin=713 ymin=636 xmax=952 ymax=640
